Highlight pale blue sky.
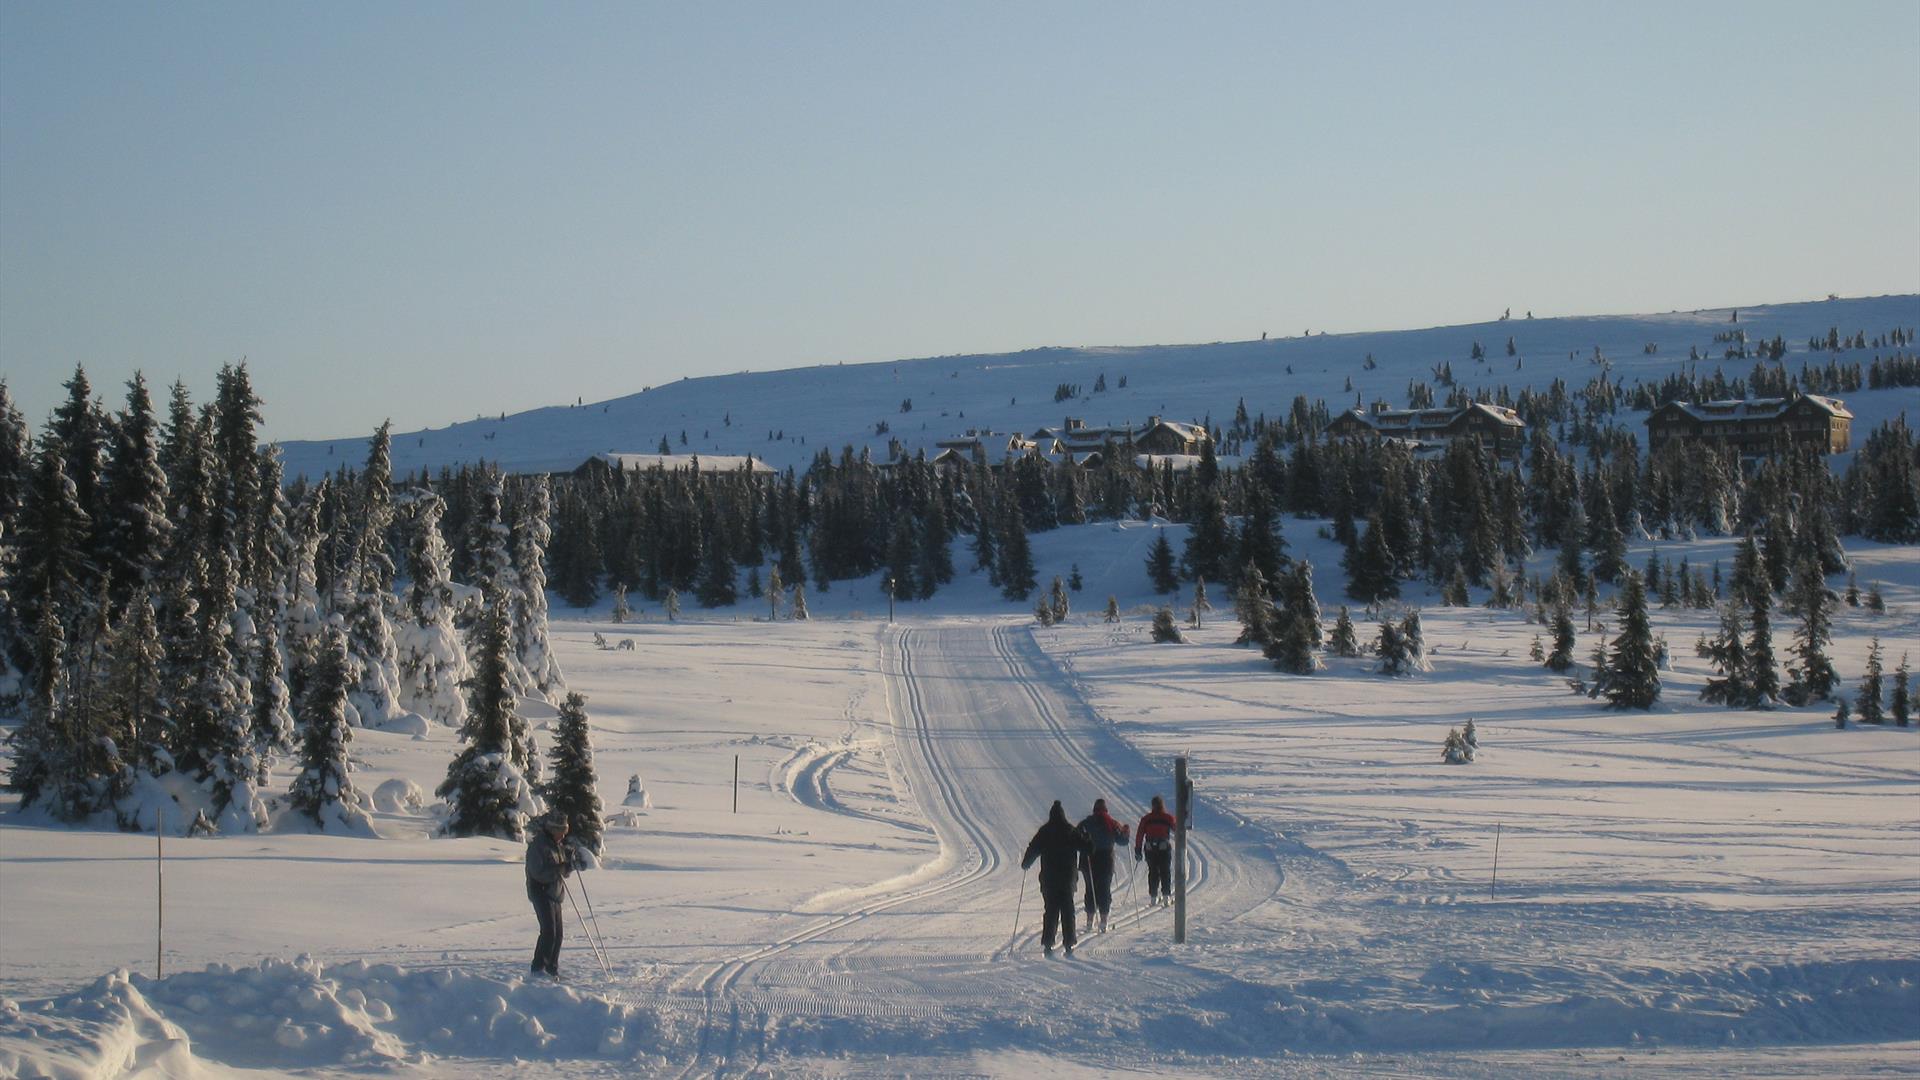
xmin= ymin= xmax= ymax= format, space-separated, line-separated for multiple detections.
xmin=4 ymin=1 xmax=1916 ymax=441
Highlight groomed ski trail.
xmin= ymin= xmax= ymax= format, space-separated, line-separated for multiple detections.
xmin=660 ymin=619 xmax=1286 ymax=1077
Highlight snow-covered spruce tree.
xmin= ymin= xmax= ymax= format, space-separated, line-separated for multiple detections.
xmin=1032 ymin=595 xmax=1053 ymax=626
xmin=1783 ymin=557 xmax=1837 ymax=705
xmin=697 ymin=519 xmax=739 ymax=608
xmin=104 ymin=592 xmax=169 ymax=785
xmin=287 ymin=628 xmax=372 ymax=833
xmin=762 ymin=568 xmax=780 ymax=620
xmin=666 ymin=586 xmax=681 ymax=621
xmin=6 ymin=606 xmax=70 ymax=815
xmin=1733 ymin=533 xmax=1780 ymax=705
xmin=397 ymin=491 xmax=471 ymax=727
xmin=245 ymin=450 xmax=294 ymax=761
xmin=1145 ymin=532 xmax=1179 ymax=595
xmin=1374 ymin=620 xmax=1411 ymax=676
xmin=1150 ymin=606 xmax=1184 ymax=643
xmin=1104 ymin=595 xmax=1120 ymax=623
xmin=1233 ymin=563 xmax=1274 ymax=646
xmin=1049 ymin=575 xmax=1070 ymax=623
xmin=1599 ymin=571 xmax=1659 ymax=710
xmin=1545 ymin=596 xmax=1577 ymax=673
xmin=1443 ymin=563 xmax=1470 ymax=606
xmin=790 ymin=581 xmax=808 ymax=620
xmin=1401 ymin=609 xmax=1431 ymax=674
xmin=101 ymin=373 xmax=173 ymax=607
xmin=1442 ymin=728 xmax=1470 ymax=764
xmin=1698 ymin=602 xmax=1754 ymax=707
xmin=342 ymin=425 xmax=404 ymax=727
xmin=509 ymin=475 xmax=565 ymax=699
xmin=1190 ymin=577 xmax=1211 ymax=628
xmin=13 ymin=434 xmax=91 ymax=646
xmin=439 ymin=602 xmax=540 ymax=840
xmin=997 ymin=502 xmax=1036 ymax=601
xmin=541 ymin=692 xmax=603 ymax=854
xmin=1329 ymin=606 xmax=1360 ymax=658
xmin=1856 ymin=637 xmax=1885 ymax=725
xmin=1344 ymin=512 xmax=1398 ymax=604
xmin=611 ymin=582 xmax=632 ymax=623
xmin=174 ymin=551 xmax=266 ymax=833
xmin=1833 ymin=697 xmax=1849 ymax=729
xmin=1891 ymin=654 xmax=1912 ymax=727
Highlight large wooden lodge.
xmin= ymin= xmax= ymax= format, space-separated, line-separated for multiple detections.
xmin=1325 ymin=401 xmax=1526 ymax=456
xmin=1643 ymin=394 xmax=1852 ymax=455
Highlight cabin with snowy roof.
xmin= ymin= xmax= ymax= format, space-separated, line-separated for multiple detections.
xmin=1643 ymin=394 xmax=1852 ymax=455
xmin=1325 ymin=401 xmax=1525 ymax=456
xmin=573 ymin=452 xmax=775 ymax=480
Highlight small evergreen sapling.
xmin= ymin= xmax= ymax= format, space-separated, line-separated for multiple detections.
xmin=1545 ymin=598 xmax=1577 ymax=673
xmin=1442 ymin=728 xmax=1472 ymax=764
xmin=1599 ymin=571 xmax=1659 ymax=709
xmin=541 ymin=692 xmax=604 ymax=855
xmin=1462 ymin=719 xmax=1478 ymax=749
xmin=1034 ymin=596 xmax=1056 ymax=626
xmin=438 ymin=604 xmax=539 ymax=840
xmin=1103 ymin=596 xmax=1120 ymax=624
xmin=1374 ymin=620 xmax=1411 ymax=675
xmin=1890 ymin=654 xmax=1911 ymax=727
xmin=1856 ymin=638 xmax=1886 ymax=725
xmin=1150 ymin=606 xmax=1183 ymax=643
xmin=1049 ymin=576 xmax=1070 ymax=623
xmin=1329 ymin=606 xmax=1360 ymax=658
xmin=791 ymin=582 xmax=809 ymax=620
xmin=1191 ymin=578 xmax=1211 ymax=629
xmin=1146 ymin=533 xmax=1179 ymax=595
xmin=611 ymin=583 xmax=631 ymax=623
xmin=666 ymin=587 xmax=680 ymax=622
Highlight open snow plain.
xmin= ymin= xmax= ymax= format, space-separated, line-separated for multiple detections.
xmin=4 ymin=523 xmax=1919 ymax=1077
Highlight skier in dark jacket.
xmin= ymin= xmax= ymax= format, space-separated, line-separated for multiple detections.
xmin=1076 ymin=798 xmax=1130 ymax=933
xmin=1135 ymin=795 xmax=1177 ymax=907
xmin=525 ymin=812 xmax=574 ymax=976
xmin=1021 ymin=800 xmax=1093 ymax=957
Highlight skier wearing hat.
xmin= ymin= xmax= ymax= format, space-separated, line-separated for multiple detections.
xmin=1077 ymin=798 xmax=1130 ymax=932
xmin=1020 ymin=800 xmax=1094 ymax=957
xmin=525 ymin=812 xmax=574 ymax=976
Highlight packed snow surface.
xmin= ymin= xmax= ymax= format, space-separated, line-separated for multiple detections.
xmin=4 ymin=514 xmax=1919 ymax=1076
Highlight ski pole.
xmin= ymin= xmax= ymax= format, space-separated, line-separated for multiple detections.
xmin=1009 ymin=872 xmax=1028 ymax=957
xmin=564 ymin=881 xmax=613 ymax=978
xmin=575 ymin=865 xmax=612 ymax=971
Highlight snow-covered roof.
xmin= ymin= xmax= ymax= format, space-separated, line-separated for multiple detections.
xmin=1652 ymin=395 xmax=1853 ymax=423
xmin=594 ymin=452 xmax=774 ymax=474
xmin=1334 ymin=400 xmax=1524 ymax=434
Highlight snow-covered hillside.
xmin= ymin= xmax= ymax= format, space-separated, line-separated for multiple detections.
xmin=276 ymin=295 xmax=1920 ymax=481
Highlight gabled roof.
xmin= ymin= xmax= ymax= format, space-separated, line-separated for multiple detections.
xmin=1646 ymin=394 xmax=1854 ymax=424
xmin=1333 ymin=401 xmax=1523 ymax=434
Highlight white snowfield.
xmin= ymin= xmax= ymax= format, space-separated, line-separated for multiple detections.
xmin=5 ymin=531 xmax=1919 ymax=1079
xmin=271 ymin=294 xmax=1920 ymax=481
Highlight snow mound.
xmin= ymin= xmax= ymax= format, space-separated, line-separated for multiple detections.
xmin=0 ymin=958 xmax=665 ymax=1076
xmin=375 ymin=710 xmax=432 ymax=738
xmin=370 ymin=777 xmax=427 ymax=814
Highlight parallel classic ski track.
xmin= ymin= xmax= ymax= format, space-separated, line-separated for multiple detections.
xmin=668 ymin=620 xmax=1282 ymax=1077
xmin=671 ymin=626 xmax=1003 ymax=1077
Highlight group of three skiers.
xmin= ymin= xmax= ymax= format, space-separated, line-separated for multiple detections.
xmin=1020 ymin=795 xmax=1179 ymax=959
xmin=523 ymin=795 xmax=1180 ymax=975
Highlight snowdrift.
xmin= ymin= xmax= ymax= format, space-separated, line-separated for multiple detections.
xmin=4 ymin=952 xmax=1915 ymax=1077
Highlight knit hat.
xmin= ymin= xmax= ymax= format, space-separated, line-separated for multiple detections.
xmin=1093 ymin=798 xmax=1107 ymax=813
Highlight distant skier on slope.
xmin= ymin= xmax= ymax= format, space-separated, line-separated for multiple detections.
xmin=525 ymin=812 xmax=575 ymax=977
xmin=1021 ymin=800 xmax=1094 ymax=958
xmin=1135 ymin=795 xmax=1177 ymax=908
xmin=1077 ymin=798 xmax=1130 ymax=933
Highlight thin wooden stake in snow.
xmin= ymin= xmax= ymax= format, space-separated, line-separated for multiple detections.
xmin=1490 ymin=822 xmax=1502 ymax=900
xmin=732 ymin=754 xmax=739 ymax=814
xmin=156 ymin=808 xmax=164 ymax=979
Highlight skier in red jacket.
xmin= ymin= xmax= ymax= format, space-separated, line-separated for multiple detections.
xmin=1134 ymin=795 xmax=1177 ymax=907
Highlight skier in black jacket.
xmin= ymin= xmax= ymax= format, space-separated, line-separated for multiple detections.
xmin=525 ymin=812 xmax=574 ymax=976
xmin=1021 ymin=800 xmax=1093 ymax=957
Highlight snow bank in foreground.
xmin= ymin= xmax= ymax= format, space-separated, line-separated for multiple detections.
xmin=0 ymin=958 xmax=667 ymax=1078
xmin=5 ymin=953 xmax=1917 ymax=1076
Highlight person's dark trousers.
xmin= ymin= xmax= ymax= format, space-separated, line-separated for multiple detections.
xmin=1040 ymin=883 xmax=1077 ymax=951
xmin=528 ymin=879 xmax=564 ymax=973
xmin=1083 ymin=850 xmax=1115 ymax=916
xmin=1146 ymin=848 xmax=1172 ymax=900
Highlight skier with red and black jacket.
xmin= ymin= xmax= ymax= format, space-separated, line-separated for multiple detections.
xmin=1076 ymin=798 xmax=1130 ymax=932
xmin=1134 ymin=795 xmax=1177 ymax=907
xmin=1021 ymin=800 xmax=1094 ymax=958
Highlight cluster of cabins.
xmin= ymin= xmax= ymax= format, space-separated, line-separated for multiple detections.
xmin=575 ymin=392 xmax=1853 ymax=480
